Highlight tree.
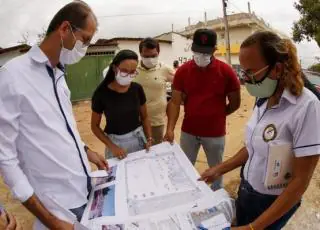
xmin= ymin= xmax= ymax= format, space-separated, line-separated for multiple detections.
xmin=17 ymin=28 xmax=47 ymax=46
xmin=36 ymin=28 xmax=47 ymax=45
xmin=292 ymin=0 xmax=320 ymax=47
xmin=308 ymin=63 xmax=320 ymax=73
xmin=17 ymin=32 xmax=31 ymax=45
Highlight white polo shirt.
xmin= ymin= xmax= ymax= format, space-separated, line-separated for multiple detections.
xmin=0 ymin=46 xmax=91 ymax=214
xmin=244 ymin=88 xmax=320 ymax=195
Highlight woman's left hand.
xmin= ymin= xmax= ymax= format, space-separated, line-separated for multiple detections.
xmin=145 ymin=138 xmax=153 ymax=152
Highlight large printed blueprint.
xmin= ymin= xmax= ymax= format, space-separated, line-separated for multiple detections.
xmin=79 ymin=142 xmax=235 ymax=230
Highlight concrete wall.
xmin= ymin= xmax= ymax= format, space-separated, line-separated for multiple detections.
xmin=171 ymin=33 xmax=193 ymax=66
xmin=116 ymin=37 xmax=192 ymax=67
xmin=214 ymin=27 xmax=253 ymax=45
xmin=116 ymin=40 xmax=172 ymax=65
xmin=215 ymin=54 xmax=240 ymax=65
xmin=87 ymin=45 xmax=117 ymax=53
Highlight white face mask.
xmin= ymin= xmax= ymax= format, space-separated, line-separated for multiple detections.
xmin=142 ymin=57 xmax=158 ymax=69
xmin=193 ymin=52 xmax=212 ymax=67
xmin=60 ymin=28 xmax=88 ymax=65
xmin=115 ymin=71 xmax=135 ymax=86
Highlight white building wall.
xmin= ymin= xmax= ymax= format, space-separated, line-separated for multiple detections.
xmin=116 ymin=40 xmax=180 ymax=67
xmin=171 ymin=33 xmax=193 ymax=66
xmin=116 ymin=40 xmax=140 ymax=57
xmin=215 ymin=54 xmax=240 ymax=66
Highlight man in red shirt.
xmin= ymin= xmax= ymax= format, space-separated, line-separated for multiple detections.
xmin=164 ymin=29 xmax=241 ymax=190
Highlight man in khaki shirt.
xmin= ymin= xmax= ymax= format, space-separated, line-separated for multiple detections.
xmin=134 ymin=38 xmax=174 ymax=144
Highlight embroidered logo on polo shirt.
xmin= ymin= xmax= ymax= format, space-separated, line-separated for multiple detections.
xmin=263 ymin=124 xmax=277 ymax=142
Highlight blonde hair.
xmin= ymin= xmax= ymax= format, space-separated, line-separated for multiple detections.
xmin=241 ymin=31 xmax=304 ymax=96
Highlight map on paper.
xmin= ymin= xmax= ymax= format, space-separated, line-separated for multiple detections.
xmin=125 ymin=151 xmax=203 ymax=216
xmin=80 ymin=142 xmax=235 ymax=230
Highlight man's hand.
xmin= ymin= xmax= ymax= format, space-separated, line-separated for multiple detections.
xmin=145 ymin=138 xmax=153 ymax=152
xmin=87 ymin=149 xmax=108 ymax=170
xmin=163 ymin=130 xmax=175 ymax=144
xmin=199 ymin=166 xmax=223 ymax=183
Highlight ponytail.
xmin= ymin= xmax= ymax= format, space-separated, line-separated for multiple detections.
xmin=281 ymin=39 xmax=304 ymax=96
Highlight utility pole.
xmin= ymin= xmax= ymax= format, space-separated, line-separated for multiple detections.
xmin=247 ymin=1 xmax=252 ymax=14
xmin=222 ymin=0 xmax=231 ymax=65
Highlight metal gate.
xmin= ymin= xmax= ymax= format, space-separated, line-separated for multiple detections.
xmin=66 ymin=53 xmax=114 ymax=101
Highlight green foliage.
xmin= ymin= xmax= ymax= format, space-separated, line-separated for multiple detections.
xmin=308 ymin=63 xmax=320 ymax=73
xmin=292 ymin=0 xmax=320 ymax=47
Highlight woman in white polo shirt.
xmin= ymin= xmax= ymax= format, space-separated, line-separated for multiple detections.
xmin=200 ymin=31 xmax=320 ymax=229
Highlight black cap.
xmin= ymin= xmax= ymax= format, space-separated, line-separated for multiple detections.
xmin=191 ymin=29 xmax=217 ymax=54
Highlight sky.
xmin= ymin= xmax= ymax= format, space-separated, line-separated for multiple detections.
xmin=0 ymin=0 xmax=319 ymax=67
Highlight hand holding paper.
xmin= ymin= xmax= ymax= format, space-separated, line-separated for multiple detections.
xmin=87 ymin=149 xmax=109 ymax=170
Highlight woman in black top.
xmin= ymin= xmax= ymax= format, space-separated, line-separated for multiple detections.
xmin=91 ymin=50 xmax=152 ymax=159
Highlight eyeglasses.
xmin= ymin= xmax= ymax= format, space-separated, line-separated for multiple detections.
xmin=239 ymin=65 xmax=269 ymax=84
xmin=69 ymin=23 xmax=92 ymax=46
xmin=117 ymin=69 xmax=139 ymax=78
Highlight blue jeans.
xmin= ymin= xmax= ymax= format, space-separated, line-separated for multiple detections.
xmin=105 ymin=126 xmax=146 ymax=159
xmin=236 ymin=179 xmax=300 ymax=229
xmin=180 ymin=131 xmax=225 ymax=190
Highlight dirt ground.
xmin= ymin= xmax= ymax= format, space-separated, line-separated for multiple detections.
xmin=0 ymin=87 xmax=319 ymax=229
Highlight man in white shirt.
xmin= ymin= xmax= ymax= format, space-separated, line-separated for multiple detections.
xmin=0 ymin=1 xmax=107 ymax=229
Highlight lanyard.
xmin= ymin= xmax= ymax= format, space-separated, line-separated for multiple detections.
xmin=45 ymin=65 xmax=92 ymax=196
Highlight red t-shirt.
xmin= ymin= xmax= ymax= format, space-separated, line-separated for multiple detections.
xmin=173 ymin=59 xmax=240 ymax=137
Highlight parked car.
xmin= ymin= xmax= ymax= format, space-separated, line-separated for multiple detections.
xmin=304 ymin=70 xmax=320 ymax=92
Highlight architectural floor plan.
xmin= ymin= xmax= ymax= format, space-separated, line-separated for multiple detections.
xmin=79 ymin=143 xmax=234 ymax=230
xmin=125 ymin=151 xmax=203 ymax=216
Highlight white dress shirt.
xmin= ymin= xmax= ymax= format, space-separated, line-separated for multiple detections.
xmin=244 ymin=88 xmax=320 ymax=195
xmin=0 ymin=46 xmax=91 ymax=222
